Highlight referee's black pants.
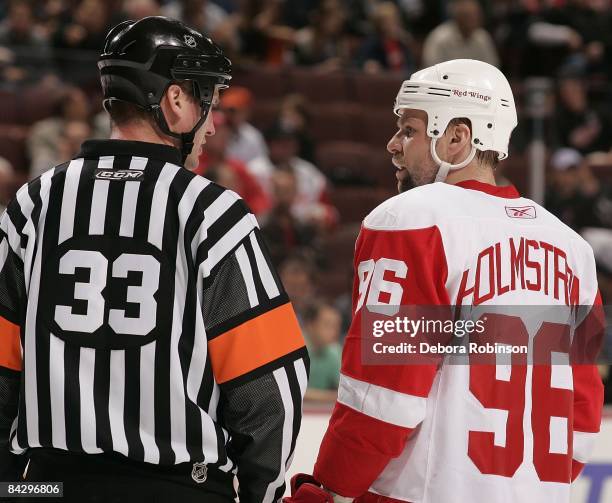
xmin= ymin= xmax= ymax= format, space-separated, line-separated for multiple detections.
xmin=19 ymin=448 xmax=236 ymax=503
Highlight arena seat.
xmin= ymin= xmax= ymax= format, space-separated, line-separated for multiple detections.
xmin=352 ymin=72 xmax=403 ymax=106
xmin=250 ymin=99 xmax=281 ymax=131
xmin=316 ymin=141 xmax=373 ymax=185
xmin=355 ymin=107 xmax=396 ymax=146
xmin=0 ymin=130 xmax=28 ymax=172
xmin=232 ymin=67 xmax=289 ymax=101
xmin=310 ymin=104 xmax=361 ymax=142
xmin=287 ymin=67 xmax=351 ymax=104
xmin=21 ymin=86 xmax=64 ymax=125
xmin=0 ymin=90 xmax=19 ymax=124
xmin=363 ymin=147 xmax=395 ymax=188
xmin=331 ymin=186 xmax=393 ymax=223
xmin=319 ymin=223 xmax=360 ymax=298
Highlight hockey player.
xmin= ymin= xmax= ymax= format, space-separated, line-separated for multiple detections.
xmin=286 ymin=59 xmax=604 ymax=503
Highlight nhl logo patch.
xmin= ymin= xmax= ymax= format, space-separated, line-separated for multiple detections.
xmin=184 ymin=35 xmax=197 ymax=48
xmin=191 ymin=462 xmax=208 ymax=483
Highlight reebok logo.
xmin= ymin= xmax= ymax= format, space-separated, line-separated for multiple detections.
xmin=94 ymin=169 xmax=144 ymax=181
xmin=505 ymin=206 xmax=536 ymax=219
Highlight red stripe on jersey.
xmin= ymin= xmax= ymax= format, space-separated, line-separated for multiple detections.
xmin=314 ymin=402 xmax=413 ymax=497
xmin=571 ymin=459 xmax=585 ymax=482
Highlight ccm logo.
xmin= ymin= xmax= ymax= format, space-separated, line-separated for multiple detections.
xmin=95 ymin=169 xmax=144 ymax=181
xmin=505 ymin=206 xmax=536 ymax=219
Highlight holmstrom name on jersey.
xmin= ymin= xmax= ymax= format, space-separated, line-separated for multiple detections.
xmin=455 ymin=236 xmax=580 ymax=307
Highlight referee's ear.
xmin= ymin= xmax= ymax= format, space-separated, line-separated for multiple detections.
xmin=160 ymin=84 xmax=194 ymax=133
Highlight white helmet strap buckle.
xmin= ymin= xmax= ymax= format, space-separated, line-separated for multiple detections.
xmin=431 ymin=137 xmax=477 ymax=183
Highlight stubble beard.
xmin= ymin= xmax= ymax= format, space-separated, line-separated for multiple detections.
xmin=398 ymin=165 xmax=438 ymax=193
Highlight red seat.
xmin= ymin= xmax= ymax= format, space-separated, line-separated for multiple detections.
xmin=364 ymin=147 xmax=396 ymax=188
xmin=250 ymin=100 xmax=281 ymax=132
xmin=316 ymin=141 xmax=395 ymax=188
xmin=21 ymin=86 xmax=64 ymax=125
xmin=316 ymin=141 xmax=373 ymax=184
xmin=0 ymin=130 xmax=28 ymax=173
xmin=0 ymin=90 xmax=19 ymax=124
xmin=352 ymin=72 xmax=403 ymax=106
xmin=318 ymin=223 xmax=360 ymax=298
xmin=310 ymin=104 xmax=361 ymax=142
xmin=232 ymin=67 xmax=289 ymax=101
xmin=287 ymin=67 xmax=351 ymax=104
xmin=355 ymin=107 xmax=397 ymax=146
xmin=331 ymin=186 xmax=394 ymax=223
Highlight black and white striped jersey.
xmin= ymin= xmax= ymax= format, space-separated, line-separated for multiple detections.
xmin=0 ymin=140 xmax=308 ymax=502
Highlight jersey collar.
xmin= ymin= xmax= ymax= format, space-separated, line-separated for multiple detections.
xmin=77 ymin=140 xmax=183 ymax=166
xmin=454 ymin=180 xmax=520 ymax=199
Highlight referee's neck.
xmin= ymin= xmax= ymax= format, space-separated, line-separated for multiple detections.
xmin=110 ymin=122 xmax=177 ymax=149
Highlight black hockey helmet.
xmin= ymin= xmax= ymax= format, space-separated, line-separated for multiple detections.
xmin=98 ymin=16 xmax=232 ymax=162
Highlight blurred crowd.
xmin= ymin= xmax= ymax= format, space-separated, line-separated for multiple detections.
xmin=1 ymin=0 xmax=612 ymax=403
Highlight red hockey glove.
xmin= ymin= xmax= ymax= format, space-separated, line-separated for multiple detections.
xmin=283 ymin=474 xmax=335 ymax=503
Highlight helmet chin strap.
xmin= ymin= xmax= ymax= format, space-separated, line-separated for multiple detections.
xmin=430 ymin=138 xmax=477 ymax=183
xmin=151 ymin=105 xmax=209 ymax=164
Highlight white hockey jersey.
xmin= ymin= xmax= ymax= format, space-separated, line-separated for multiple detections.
xmin=313 ymin=180 xmax=604 ymax=503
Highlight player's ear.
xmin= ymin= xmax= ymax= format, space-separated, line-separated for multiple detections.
xmin=448 ymin=122 xmax=471 ymax=151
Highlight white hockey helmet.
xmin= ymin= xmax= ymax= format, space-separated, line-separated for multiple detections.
xmin=393 ymin=59 xmax=518 ymax=182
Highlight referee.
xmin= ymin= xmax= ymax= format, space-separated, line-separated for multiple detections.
xmin=0 ymin=16 xmax=308 ymax=503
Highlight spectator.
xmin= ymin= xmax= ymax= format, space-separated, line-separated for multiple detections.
xmin=422 ymin=0 xmax=499 ymax=67
xmin=36 ymin=0 xmax=73 ymax=40
xmin=27 ymin=86 xmax=104 ymax=179
xmin=279 ymin=252 xmax=318 ymax=320
xmin=0 ymin=0 xmax=52 ymax=85
xmin=52 ymin=0 xmax=110 ymax=52
xmin=359 ymin=1 xmax=415 ymax=75
xmin=531 ymin=0 xmax=612 ymax=77
xmin=302 ymin=301 xmax=342 ymax=403
xmin=122 ymin=0 xmax=162 ymax=20
xmin=161 ymin=0 xmax=235 ymax=50
xmin=195 ymin=111 xmax=271 ymax=215
xmin=260 ymin=168 xmax=318 ymax=265
xmin=293 ymin=0 xmax=350 ymax=69
xmin=220 ymin=86 xmax=268 ymax=164
xmin=545 ymin=148 xmax=612 ymax=231
xmin=230 ymin=0 xmax=295 ymax=65
xmin=51 ymin=0 xmax=113 ymax=82
xmin=275 ymin=93 xmax=315 ymax=163
xmin=555 ymin=76 xmax=612 ymax=154
xmin=249 ymin=126 xmax=337 ymax=231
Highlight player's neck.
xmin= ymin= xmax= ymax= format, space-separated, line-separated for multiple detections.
xmin=445 ymin=161 xmax=496 ymax=186
xmin=110 ymin=121 xmax=177 ymax=149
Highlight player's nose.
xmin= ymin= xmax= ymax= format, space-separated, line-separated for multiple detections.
xmin=387 ymin=133 xmax=400 ymax=155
